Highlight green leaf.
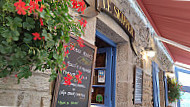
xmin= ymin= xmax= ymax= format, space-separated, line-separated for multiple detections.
xmin=2 ymin=2 xmax=15 ymax=13
xmin=64 ymin=36 xmax=70 ymax=43
xmin=0 ymin=69 xmax=10 ymax=78
xmin=17 ymin=66 xmax=32 ymax=80
xmin=23 ymin=17 xmax=35 ymax=30
xmin=23 ymin=33 xmax=33 ymax=43
xmin=53 ymin=52 xmax=58 ymax=59
xmin=46 ymin=40 xmax=54 ymax=48
xmin=6 ymin=17 xmax=22 ymax=31
xmin=42 ymin=29 xmax=51 ymax=41
xmin=49 ymin=70 xmax=57 ymax=82
xmin=2 ymin=30 xmax=20 ymax=42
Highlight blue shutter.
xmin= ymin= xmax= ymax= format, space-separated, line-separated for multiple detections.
xmin=163 ymin=71 xmax=169 ymax=106
xmin=152 ymin=62 xmax=160 ymax=107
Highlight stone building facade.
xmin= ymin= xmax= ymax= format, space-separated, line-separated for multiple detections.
xmin=0 ymin=0 xmax=173 ymax=107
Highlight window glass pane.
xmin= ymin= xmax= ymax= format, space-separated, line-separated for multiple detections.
xmin=93 ymin=70 xmax=106 ymax=85
xmin=178 ymin=72 xmax=190 ymax=87
xmin=91 ymin=87 xmax=105 ymax=104
xmin=180 ymin=92 xmax=190 ymax=107
xmin=95 ymin=53 xmax=106 ymax=67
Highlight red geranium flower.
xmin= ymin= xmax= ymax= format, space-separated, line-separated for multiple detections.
xmin=77 ymin=37 xmax=85 ymax=47
xmin=64 ymin=74 xmax=73 ymax=85
xmin=32 ymin=32 xmax=41 ymax=40
xmin=15 ymin=74 xmax=18 ymax=78
xmin=79 ymin=18 xmax=87 ymax=27
xmin=64 ymin=45 xmax=68 ymax=50
xmin=72 ymin=0 xmax=79 ymax=9
xmin=40 ymin=18 xmax=43 ymax=26
xmin=64 ymin=50 xmax=69 ymax=57
xmin=75 ymin=71 xmax=83 ymax=84
xmin=42 ymin=36 xmax=45 ymax=40
xmin=14 ymin=0 xmax=30 ymax=15
xmin=29 ymin=0 xmax=43 ymax=13
xmin=78 ymin=71 xmax=82 ymax=75
xmin=77 ymin=0 xmax=86 ymax=14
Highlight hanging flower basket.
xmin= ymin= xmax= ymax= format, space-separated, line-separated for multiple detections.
xmin=167 ymin=76 xmax=184 ymax=103
xmin=0 ymin=0 xmax=87 ymax=83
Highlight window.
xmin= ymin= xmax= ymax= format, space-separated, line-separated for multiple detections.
xmin=175 ymin=67 xmax=190 ymax=107
xmin=91 ymin=31 xmax=116 ymax=107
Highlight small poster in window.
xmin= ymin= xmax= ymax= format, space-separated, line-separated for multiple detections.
xmin=98 ymin=70 xmax=105 ymax=83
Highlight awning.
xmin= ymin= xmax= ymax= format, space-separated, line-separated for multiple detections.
xmin=137 ymin=0 xmax=190 ymax=65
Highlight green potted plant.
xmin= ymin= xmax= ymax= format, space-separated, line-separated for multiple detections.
xmin=0 ymin=0 xmax=87 ymax=83
xmin=167 ymin=76 xmax=184 ymax=106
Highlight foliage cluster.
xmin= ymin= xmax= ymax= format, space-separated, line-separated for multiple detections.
xmin=0 ymin=0 xmax=86 ymax=82
xmin=167 ymin=76 xmax=184 ymax=103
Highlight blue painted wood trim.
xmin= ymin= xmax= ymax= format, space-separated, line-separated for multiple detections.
xmin=163 ymin=71 xmax=169 ymax=106
xmin=92 ymin=85 xmax=105 ymax=88
xmin=96 ymin=30 xmax=117 ymax=47
xmin=104 ymin=47 xmax=112 ymax=107
xmin=175 ymin=66 xmax=190 ymax=107
xmin=112 ymin=47 xmax=116 ymax=107
xmin=95 ymin=67 xmax=106 ymax=70
xmin=152 ymin=62 xmax=161 ymax=107
xmin=175 ymin=67 xmax=180 ymax=107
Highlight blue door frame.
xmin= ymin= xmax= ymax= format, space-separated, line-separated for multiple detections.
xmin=92 ymin=30 xmax=116 ymax=107
xmin=152 ymin=62 xmax=161 ymax=107
xmin=175 ymin=66 xmax=190 ymax=107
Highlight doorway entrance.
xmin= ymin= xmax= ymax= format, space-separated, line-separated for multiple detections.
xmin=91 ymin=31 xmax=116 ymax=107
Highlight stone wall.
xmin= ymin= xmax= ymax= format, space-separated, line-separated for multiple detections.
xmin=0 ymin=72 xmax=52 ymax=107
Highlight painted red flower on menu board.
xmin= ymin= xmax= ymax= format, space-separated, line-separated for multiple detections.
xmin=75 ymin=71 xmax=83 ymax=84
xmin=64 ymin=74 xmax=73 ymax=85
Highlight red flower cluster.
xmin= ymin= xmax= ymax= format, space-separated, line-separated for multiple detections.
xmin=64 ymin=74 xmax=73 ymax=85
xmin=40 ymin=18 xmax=43 ymax=26
xmin=14 ymin=0 xmax=43 ymax=15
xmin=77 ymin=37 xmax=85 ymax=47
xmin=79 ymin=18 xmax=87 ymax=27
xmin=32 ymin=32 xmax=45 ymax=40
xmin=71 ymin=0 xmax=86 ymax=14
xmin=29 ymin=0 xmax=43 ymax=13
xmin=64 ymin=50 xmax=69 ymax=57
xmin=75 ymin=71 xmax=83 ymax=84
xmin=14 ymin=0 xmax=30 ymax=15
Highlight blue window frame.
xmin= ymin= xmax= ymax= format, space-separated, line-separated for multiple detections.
xmin=175 ymin=66 xmax=190 ymax=107
xmin=91 ymin=30 xmax=116 ymax=107
xmin=152 ymin=62 xmax=161 ymax=107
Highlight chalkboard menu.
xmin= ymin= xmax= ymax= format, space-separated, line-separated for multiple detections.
xmin=134 ymin=67 xmax=143 ymax=104
xmin=52 ymin=36 xmax=97 ymax=107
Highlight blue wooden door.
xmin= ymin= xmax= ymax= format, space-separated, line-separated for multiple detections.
xmin=91 ymin=47 xmax=113 ymax=107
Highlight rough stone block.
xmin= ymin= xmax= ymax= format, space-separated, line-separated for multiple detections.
xmin=116 ymin=82 xmax=129 ymax=103
xmin=117 ymin=43 xmax=128 ymax=63
xmin=0 ymin=90 xmax=17 ymax=106
xmin=0 ymin=73 xmax=50 ymax=92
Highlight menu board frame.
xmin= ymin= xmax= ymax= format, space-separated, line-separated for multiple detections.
xmin=51 ymin=35 xmax=97 ymax=107
xmin=134 ymin=66 xmax=143 ymax=105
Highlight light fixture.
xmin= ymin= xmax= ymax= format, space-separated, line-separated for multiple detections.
xmin=144 ymin=47 xmax=156 ymax=58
